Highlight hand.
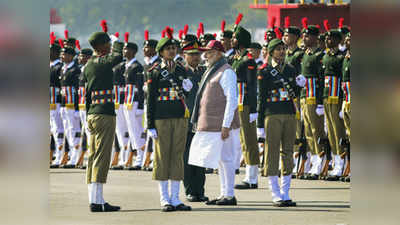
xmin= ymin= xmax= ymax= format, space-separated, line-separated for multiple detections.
xmin=257 ymin=128 xmax=265 ymax=139
xmin=295 ymin=74 xmax=306 ymax=87
xmin=221 ymin=127 xmax=230 ymax=140
xmin=315 ymin=105 xmax=324 ymax=116
xmin=147 ymin=129 xmax=158 ymax=139
xmin=136 ymin=109 xmax=144 ymax=116
xmin=249 ymin=113 xmax=258 ymax=123
xmin=182 ymin=79 xmax=193 ymax=92
xmin=339 ymin=110 xmax=343 ymax=119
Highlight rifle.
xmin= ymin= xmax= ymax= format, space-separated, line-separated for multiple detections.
xmin=339 ymin=137 xmax=350 ymax=177
xmin=295 ymin=121 xmax=308 ymax=177
xmin=318 ymin=137 xmax=332 ymax=177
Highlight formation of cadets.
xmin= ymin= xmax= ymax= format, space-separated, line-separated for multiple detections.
xmin=49 ymin=13 xmax=350 ymax=212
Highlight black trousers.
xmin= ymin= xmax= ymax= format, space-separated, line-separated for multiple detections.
xmin=183 ymin=131 xmax=206 ymax=197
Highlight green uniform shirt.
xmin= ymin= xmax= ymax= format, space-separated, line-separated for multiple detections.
xmin=300 ymin=48 xmax=324 ymax=104
xmin=83 ymin=52 xmax=123 ymax=115
xmin=146 ymin=61 xmax=188 ymax=129
xmin=257 ymin=63 xmax=299 ymax=128
xmin=185 ymin=65 xmax=205 ymax=132
xmin=231 ymin=50 xmax=258 ymax=113
xmin=321 ymin=49 xmax=344 ymax=98
xmin=285 ymin=47 xmax=304 ymax=75
xmin=342 ymin=53 xmax=350 ymax=82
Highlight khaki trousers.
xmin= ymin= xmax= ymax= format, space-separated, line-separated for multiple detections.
xmin=263 ymin=114 xmax=296 ymax=176
xmin=324 ymin=99 xmax=346 ymax=155
xmin=239 ymin=105 xmax=260 ymax=166
xmin=153 ymin=118 xmax=188 ymax=181
xmin=86 ymin=114 xmax=116 ymax=184
xmin=301 ymin=98 xmax=325 ymax=155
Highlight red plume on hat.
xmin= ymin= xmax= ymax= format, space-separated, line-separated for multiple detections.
xmin=50 ymin=32 xmax=56 ymax=45
xmin=179 ymin=30 xmax=184 ymax=40
xmin=213 ymin=33 xmax=217 ymax=38
xmin=323 ymin=19 xmax=331 ymax=32
xmin=166 ymin=26 xmax=173 ymax=39
xmin=114 ymin=32 xmax=120 ymax=38
xmin=221 ymin=20 xmax=226 ymax=32
xmin=269 ymin=16 xmax=276 ymax=29
xmin=64 ymin=30 xmax=69 ymax=40
xmin=58 ymin=38 xmax=64 ymax=48
xmin=338 ymin=17 xmax=345 ymax=28
xmin=75 ymin=40 xmax=81 ymax=50
xmin=264 ymin=31 xmax=268 ymax=41
xmin=302 ymin=17 xmax=308 ymax=29
xmin=161 ymin=29 xmax=166 ymax=38
xmin=316 ymin=24 xmax=321 ymax=29
xmin=234 ymin=13 xmax=243 ymax=28
xmin=183 ymin=24 xmax=189 ymax=36
xmin=284 ymin=16 xmax=290 ymax=29
xmin=196 ymin=28 xmax=201 ymax=39
xmin=274 ymin=27 xmax=282 ymax=40
xmin=198 ymin=22 xmax=204 ymax=36
xmin=144 ymin=30 xmax=149 ymax=41
xmin=100 ymin=19 xmax=108 ymax=33
xmin=124 ymin=32 xmax=129 ymax=43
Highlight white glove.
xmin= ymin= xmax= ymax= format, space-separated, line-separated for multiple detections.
xmin=296 ymin=74 xmax=306 ymax=87
xmin=249 ymin=113 xmax=258 ymax=123
xmin=315 ymin=105 xmax=324 ymax=116
xmin=143 ymin=84 xmax=148 ymax=93
xmin=136 ymin=109 xmax=144 ymax=116
xmin=182 ymin=79 xmax=193 ymax=92
xmin=147 ymin=129 xmax=158 ymax=139
xmin=339 ymin=110 xmax=343 ymax=119
xmin=257 ymin=128 xmax=265 ymax=139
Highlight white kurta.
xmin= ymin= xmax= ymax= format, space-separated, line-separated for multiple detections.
xmin=188 ymin=68 xmax=238 ymax=169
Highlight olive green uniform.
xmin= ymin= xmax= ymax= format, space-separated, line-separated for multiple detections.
xmin=146 ymin=61 xmax=189 ymax=181
xmin=231 ymin=50 xmax=259 ymax=166
xmin=84 ymin=51 xmax=123 ymax=184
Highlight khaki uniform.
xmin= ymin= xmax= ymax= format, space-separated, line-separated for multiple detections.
xmin=239 ymin=105 xmax=260 ymax=165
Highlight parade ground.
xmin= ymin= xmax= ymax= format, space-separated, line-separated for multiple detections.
xmin=50 ymin=168 xmax=350 ymax=225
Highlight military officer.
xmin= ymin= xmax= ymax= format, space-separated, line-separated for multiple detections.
xmin=219 ymin=20 xmax=235 ymax=63
xmin=146 ymin=28 xmax=193 ymax=212
xmin=231 ymin=25 xmax=260 ymax=189
xmin=248 ymin=42 xmax=263 ymax=68
xmin=257 ymin=38 xmax=299 ymax=207
xmin=84 ymin=30 xmax=123 ymax=212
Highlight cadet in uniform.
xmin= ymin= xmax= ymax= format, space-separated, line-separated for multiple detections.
xmin=231 ymin=25 xmax=260 ymax=189
xmin=257 ymin=39 xmax=298 ymax=207
xmin=122 ymin=35 xmax=146 ymax=170
xmin=59 ymin=46 xmax=82 ymax=168
xmin=50 ymin=38 xmax=65 ymax=168
xmin=181 ymin=40 xmax=209 ymax=202
xmin=219 ymin=20 xmax=234 ymax=64
xmin=77 ymin=48 xmax=93 ymax=169
xmin=321 ymin=21 xmax=346 ymax=181
xmin=146 ymin=28 xmax=193 ymax=212
xmin=84 ymin=29 xmax=123 ymax=212
xmin=248 ymin=42 xmax=264 ymax=68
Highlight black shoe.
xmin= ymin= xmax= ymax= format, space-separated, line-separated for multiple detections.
xmin=161 ymin=204 xmax=175 ymax=212
xmin=339 ymin=176 xmax=346 ymax=182
xmin=198 ymin=195 xmax=209 ymax=202
xmin=186 ymin=195 xmax=200 ymax=202
xmin=205 ymin=168 xmax=213 ymax=174
xmin=175 ymin=203 xmax=192 ymax=211
xmin=326 ymin=175 xmax=339 ymax=181
xmin=234 ymin=182 xmax=258 ymax=189
xmin=205 ymin=197 xmax=222 ymax=205
xmin=345 ymin=176 xmax=351 ymax=182
xmin=272 ymin=200 xmax=286 ymax=207
xmin=110 ymin=165 xmax=124 ymax=170
xmin=50 ymin=164 xmax=60 ymax=169
xmin=128 ymin=165 xmax=141 ymax=170
xmin=284 ymin=200 xmax=297 ymax=207
xmin=305 ymin=174 xmax=319 ymax=180
xmin=235 ymin=169 xmax=240 ymax=174
xmin=61 ymin=164 xmax=75 ymax=169
xmin=216 ymin=196 xmax=237 ymax=205
xmin=291 ymin=174 xmax=297 ymax=179
xmin=90 ymin=203 xmax=121 ymax=212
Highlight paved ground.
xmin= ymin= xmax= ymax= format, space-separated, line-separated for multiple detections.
xmin=50 ymin=168 xmax=350 ymax=225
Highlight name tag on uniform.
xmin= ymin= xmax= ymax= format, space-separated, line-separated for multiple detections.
xmin=279 ymin=90 xmax=289 ymax=98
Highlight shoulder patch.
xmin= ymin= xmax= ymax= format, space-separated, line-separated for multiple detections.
xmin=148 ymin=62 xmax=160 ymax=72
xmin=258 ymin=63 xmax=268 ymax=70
